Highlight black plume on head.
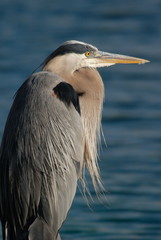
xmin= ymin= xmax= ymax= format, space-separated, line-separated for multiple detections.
xmin=42 ymin=41 xmax=97 ymax=68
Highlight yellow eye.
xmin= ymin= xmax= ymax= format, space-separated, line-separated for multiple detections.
xmin=85 ymin=51 xmax=91 ymax=57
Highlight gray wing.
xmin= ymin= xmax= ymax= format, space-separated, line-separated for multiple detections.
xmin=0 ymin=71 xmax=84 ymax=240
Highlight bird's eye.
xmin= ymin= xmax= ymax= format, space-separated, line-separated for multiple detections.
xmin=85 ymin=52 xmax=91 ymax=57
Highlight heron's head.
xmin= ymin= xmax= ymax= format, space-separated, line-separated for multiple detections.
xmin=43 ymin=40 xmax=149 ymax=74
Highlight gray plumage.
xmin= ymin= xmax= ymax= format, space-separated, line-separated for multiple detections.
xmin=0 ymin=71 xmax=84 ymax=240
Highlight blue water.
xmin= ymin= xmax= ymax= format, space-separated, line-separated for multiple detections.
xmin=0 ymin=0 xmax=161 ymax=239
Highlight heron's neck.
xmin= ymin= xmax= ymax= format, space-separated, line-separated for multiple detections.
xmin=67 ymin=68 xmax=104 ymax=189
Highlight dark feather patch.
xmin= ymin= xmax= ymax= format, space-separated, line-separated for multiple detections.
xmin=53 ymin=82 xmax=81 ymax=114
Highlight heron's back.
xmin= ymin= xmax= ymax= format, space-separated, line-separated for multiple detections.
xmin=0 ymin=72 xmax=84 ymax=240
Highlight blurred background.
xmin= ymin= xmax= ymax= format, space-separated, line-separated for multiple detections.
xmin=0 ymin=0 xmax=161 ymax=239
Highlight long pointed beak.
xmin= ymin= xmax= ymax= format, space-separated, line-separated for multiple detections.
xmin=95 ymin=51 xmax=149 ymax=65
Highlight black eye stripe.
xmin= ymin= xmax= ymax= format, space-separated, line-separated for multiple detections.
xmin=42 ymin=44 xmax=96 ymax=68
xmin=54 ymin=44 xmax=95 ymax=56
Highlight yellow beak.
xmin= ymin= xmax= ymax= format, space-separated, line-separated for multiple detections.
xmin=96 ymin=51 xmax=149 ymax=65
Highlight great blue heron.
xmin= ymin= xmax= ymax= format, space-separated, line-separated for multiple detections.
xmin=0 ymin=40 xmax=148 ymax=240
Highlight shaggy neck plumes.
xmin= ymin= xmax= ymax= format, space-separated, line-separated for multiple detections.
xmin=43 ymin=63 xmax=104 ymax=192
xmin=72 ymin=68 xmax=104 ymax=192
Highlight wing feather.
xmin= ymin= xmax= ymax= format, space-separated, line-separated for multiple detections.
xmin=0 ymin=71 xmax=84 ymax=239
